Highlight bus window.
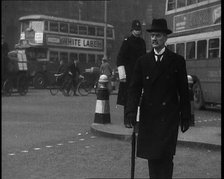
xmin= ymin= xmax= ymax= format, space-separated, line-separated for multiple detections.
xmin=49 ymin=51 xmax=59 ymax=63
xmin=187 ymin=0 xmax=197 ymax=6
xmin=60 ymin=22 xmax=68 ymax=33
xmin=88 ymin=26 xmax=96 ymax=36
xmin=70 ymin=24 xmax=78 ymax=34
xmin=70 ymin=53 xmax=78 ymax=61
xmin=176 ymin=43 xmax=185 ymax=58
xmin=36 ymin=48 xmax=47 ymax=59
xmin=177 ymin=0 xmax=186 ymax=8
xmin=44 ymin=21 xmax=49 ymax=31
xmin=50 ymin=21 xmax=59 ymax=32
xmin=167 ymin=0 xmax=176 ymax=11
xmin=167 ymin=44 xmax=175 ymax=52
xmin=79 ymin=53 xmax=87 ymax=63
xmin=31 ymin=21 xmax=44 ymax=32
xmin=79 ymin=25 xmax=87 ymax=35
xmin=97 ymin=27 xmax=104 ymax=36
xmin=107 ymin=28 xmax=113 ymax=38
xmin=208 ymin=38 xmax=219 ymax=58
xmin=88 ymin=54 xmax=96 ymax=64
xmin=186 ymin=41 xmax=195 ymax=60
xmin=197 ymin=40 xmax=207 ymax=59
xmin=60 ymin=52 xmax=68 ymax=63
xmin=21 ymin=21 xmax=30 ymax=32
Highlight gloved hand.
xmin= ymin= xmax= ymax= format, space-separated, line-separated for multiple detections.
xmin=126 ymin=113 xmax=137 ymax=127
xmin=180 ymin=118 xmax=190 ymax=133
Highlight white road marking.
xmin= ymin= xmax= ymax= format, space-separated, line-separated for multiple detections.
xmin=21 ymin=150 xmax=28 ymax=153
xmin=68 ymin=141 xmax=75 ymax=143
xmin=34 ymin=148 xmax=41 ymax=150
xmin=85 ymin=146 xmax=90 ymax=148
xmin=46 ymin=145 xmax=53 ymax=148
xmin=8 ymin=153 xmax=15 ymax=156
xmin=57 ymin=143 xmax=63 ymax=146
xmin=90 ymin=136 xmax=96 ymax=138
xmin=79 ymin=138 xmax=85 ymax=141
xmin=78 ymin=133 xmax=82 ymax=136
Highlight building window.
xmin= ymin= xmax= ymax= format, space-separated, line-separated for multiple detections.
xmin=21 ymin=21 xmax=30 ymax=32
xmin=88 ymin=54 xmax=95 ymax=64
xmin=44 ymin=21 xmax=48 ymax=31
xmin=79 ymin=53 xmax=87 ymax=63
xmin=50 ymin=21 xmax=58 ymax=32
xmin=186 ymin=41 xmax=195 ymax=60
xmin=88 ymin=26 xmax=96 ymax=36
xmin=167 ymin=0 xmax=176 ymax=11
xmin=167 ymin=44 xmax=175 ymax=52
xmin=176 ymin=43 xmax=185 ymax=58
xmin=177 ymin=0 xmax=186 ymax=8
xmin=197 ymin=40 xmax=207 ymax=59
xmin=208 ymin=38 xmax=219 ymax=58
xmin=60 ymin=23 xmax=68 ymax=33
xmin=60 ymin=52 xmax=68 ymax=63
xmin=79 ymin=25 xmax=87 ymax=35
xmin=97 ymin=27 xmax=104 ymax=36
xmin=49 ymin=51 xmax=59 ymax=63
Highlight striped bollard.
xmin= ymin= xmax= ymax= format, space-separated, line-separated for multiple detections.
xmin=94 ymin=75 xmax=111 ymax=124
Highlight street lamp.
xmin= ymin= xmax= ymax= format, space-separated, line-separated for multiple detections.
xmin=103 ymin=0 xmax=107 ymax=60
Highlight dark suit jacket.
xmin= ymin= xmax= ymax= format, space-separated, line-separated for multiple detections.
xmin=126 ymin=48 xmax=191 ymax=159
xmin=116 ymin=34 xmax=146 ymax=105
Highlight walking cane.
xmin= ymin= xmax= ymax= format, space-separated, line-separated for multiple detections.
xmin=131 ymin=124 xmax=136 ymax=179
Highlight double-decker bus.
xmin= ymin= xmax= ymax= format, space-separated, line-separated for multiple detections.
xmin=165 ymin=0 xmax=221 ymax=109
xmin=14 ymin=15 xmax=115 ymax=88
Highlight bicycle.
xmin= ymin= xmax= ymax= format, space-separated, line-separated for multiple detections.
xmin=49 ymin=73 xmax=73 ymax=96
xmin=77 ymin=75 xmax=98 ymax=96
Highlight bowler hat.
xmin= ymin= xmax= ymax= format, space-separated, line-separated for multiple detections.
xmin=146 ymin=18 xmax=172 ymax=34
xmin=131 ymin=19 xmax=141 ymax=31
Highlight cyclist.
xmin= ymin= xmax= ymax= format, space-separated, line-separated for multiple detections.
xmin=56 ymin=59 xmax=68 ymax=86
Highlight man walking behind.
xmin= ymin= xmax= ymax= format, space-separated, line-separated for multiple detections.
xmin=117 ymin=19 xmax=146 ymax=128
xmin=126 ymin=18 xmax=191 ymax=179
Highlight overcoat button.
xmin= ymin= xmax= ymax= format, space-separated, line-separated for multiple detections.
xmin=146 ymin=76 xmax=149 ymax=79
xmin=162 ymin=102 xmax=166 ymax=106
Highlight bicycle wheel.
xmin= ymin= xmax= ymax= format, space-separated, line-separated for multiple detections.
xmin=3 ymin=79 xmax=13 ymax=96
xmin=77 ymin=81 xmax=90 ymax=96
xmin=50 ymin=83 xmax=59 ymax=96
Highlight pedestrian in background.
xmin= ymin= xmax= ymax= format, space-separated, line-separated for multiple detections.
xmin=100 ymin=57 xmax=113 ymax=93
xmin=67 ymin=59 xmax=80 ymax=96
xmin=116 ymin=19 xmax=146 ymax=128
xmin=126 ymin=18 xmax=191 ymax=179
xmin=1 ymin=34 xmax=9 ymax=83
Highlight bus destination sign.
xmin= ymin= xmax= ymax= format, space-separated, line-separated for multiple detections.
xmin=46 ymin=35 xmax=103 ymax=50
xmin=174 ymin=5 xmax=221 ymax=33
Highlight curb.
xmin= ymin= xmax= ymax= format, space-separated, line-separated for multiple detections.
xmin=90 ymin=123 xmax=221 ymax=150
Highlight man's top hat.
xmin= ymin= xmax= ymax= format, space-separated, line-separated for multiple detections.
xmin=131 ymin=19 xmax=141 ymax=31
xmin=146 ymin=18 xmax=172 ymax=34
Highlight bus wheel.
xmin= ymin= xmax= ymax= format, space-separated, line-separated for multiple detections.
xmin=192 ymin=81 xmax=204 ymax=110
xmin=33 ymin=74 xmax=47 ymax=89
xmin=3 ymin=79 xmax=13 ymax=96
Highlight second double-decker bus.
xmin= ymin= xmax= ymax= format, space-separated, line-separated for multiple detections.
xmin=165 ymin=0 xmax=221 ymax=109
xmin=13 ymin=14 xmax=115 ymax=88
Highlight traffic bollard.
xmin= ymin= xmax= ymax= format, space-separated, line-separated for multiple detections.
xmin=94 ymin=75 xmax=111 ymax=124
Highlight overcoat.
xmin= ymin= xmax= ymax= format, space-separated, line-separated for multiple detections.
xmin=126 ymin=48 xmax=191 ymax=159
xmin=116 ymin=34 xmax=146 ymax=105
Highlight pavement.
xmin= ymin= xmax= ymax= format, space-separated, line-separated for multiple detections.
xmin=91 ymin=89 xmax=221 ymax=150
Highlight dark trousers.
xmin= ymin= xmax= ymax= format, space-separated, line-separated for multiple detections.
xmin=124 ymin=105 xmax=129 ymax=125
xmin=148 ymin=156 xmax=174 ymax=179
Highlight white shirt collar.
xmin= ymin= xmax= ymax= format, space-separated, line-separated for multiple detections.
xmin=154 ymin=47 xmax=166 ymax=55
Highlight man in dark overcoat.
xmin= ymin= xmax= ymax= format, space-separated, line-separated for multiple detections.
xmin=126 ymin=18 xmax=191 ymax=178
xmin=117 ymin=19 xmax=146 ymax=128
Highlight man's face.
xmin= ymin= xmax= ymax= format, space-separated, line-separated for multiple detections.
xmin=150 ymin=32 xmax=167 ymax=51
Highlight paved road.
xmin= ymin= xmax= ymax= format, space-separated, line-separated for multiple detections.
xmin=2 ymin=89 xmax=221 ymax=178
